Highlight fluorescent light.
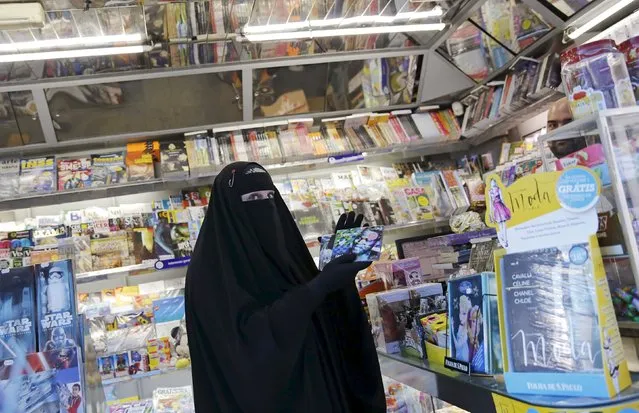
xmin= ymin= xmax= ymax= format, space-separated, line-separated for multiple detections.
xmin=567 ymin=0 xmax=634 ymax=39
xmin=243 ymin=23 xmax=445 ymax=42
xmin=590 ymin=8 xmax=639 ymax=41
xmin=0 ymin=45 xmax=150 ymax=63
xmin=394 ymin=6 xmax=443 ymax=20
xmin=0 ymin=33 xmax=143 ymax=53
xmin=243 ymin=21 xmax=309 ymax=34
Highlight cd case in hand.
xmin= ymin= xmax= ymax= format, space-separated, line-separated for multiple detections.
xmin=331 ymin=226 xmax=384 ymax=262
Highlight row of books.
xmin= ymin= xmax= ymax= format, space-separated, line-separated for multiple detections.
xmin=0 ymin=110 xmax=460 ymax=198
xmin=461 ymin=53 xmax=561 ymax=136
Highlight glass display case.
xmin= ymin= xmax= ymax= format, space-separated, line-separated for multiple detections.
xmin=539 ymin=108 xmax=639 ymax=318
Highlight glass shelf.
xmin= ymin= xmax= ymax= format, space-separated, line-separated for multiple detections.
xmin=378 ymin=351 xmax=639 ymax=411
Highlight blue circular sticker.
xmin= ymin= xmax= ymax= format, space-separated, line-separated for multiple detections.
xmin=569 ymin=245 xmax=589 ymax=265
xmin=556 ymin=168 xmax=600 ymax=212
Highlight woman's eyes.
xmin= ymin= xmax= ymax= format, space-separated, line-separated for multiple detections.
xmin=241 ymin=190 xmax=275 ymax=202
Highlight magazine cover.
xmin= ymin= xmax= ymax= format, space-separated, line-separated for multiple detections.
xmin=160 ymin=141 xmax=189 ymax=179
xmin=169 ymin=223 xmax=192 ymax=258
xmin=153 ymin=296 xmax=185 ymax=339
xmin=19 ymin=156 xmax=56 ymax=194
xmin=332 ymin=226 xmax=384 ymax=262
xmin=109 ymin=400 xmax=154 ymax=413
xmin=9 ymin=230 xmax=33 ymax=268
xmin=35 ymin=259 xmax=79 ymax=352
xmin=501 ymin=243 xmax=602 ymax=374
xmin=414 ymin=171 xmax=456 ymax=220
xmin=126 ymin=142 xmax=159 ymax=182
xmin=448 ymin=274 xmax=490 ymax=374
xmin=403 ymin=187 xmax=434 ymax=221
xmin=131 ymin=227 xmax=157 ymax=264
xmin=57 ymin=158 xmax=92 ymax=191
xmin=0 ymin=159 xmax=19 ymax=199
xmin=0 ymin=347 xmax=83 ymax=413
xmin=289 ymin=193 xmax=329 ymax=241
xmin=0 ymin=267 xmax=36 ymax=360
xmin=91 ymin=152 xmax=127 ymax=186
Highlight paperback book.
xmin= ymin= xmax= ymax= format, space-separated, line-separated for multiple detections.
xmin=126 ymin=141 xmax=159 ymax=182
xmin=160 ymin=141 xmax=189 ymax=179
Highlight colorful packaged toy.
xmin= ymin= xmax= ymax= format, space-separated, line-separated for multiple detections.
xmin=0 ymin=266 xmax=37 ymax=360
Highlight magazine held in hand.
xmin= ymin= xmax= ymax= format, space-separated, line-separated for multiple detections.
xmin=486 ymin=167 xmax=631 ymax=398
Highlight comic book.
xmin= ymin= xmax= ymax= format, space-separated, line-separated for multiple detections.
xmin=35 ymin=260 xmax=80 ymax=354
xmin=160 ymin=141 xmax=189 ymax=179
xmin=0 ymin=347 xmax=84 ymax=413
xmin=126 ymin=142 xmax=159 ymax=182
xmin=19 ymin=156 xmax=56 ymax=194
xmin=91 ymin=152 xmax=127 ymax=186
xmin=0 ymin=159 xmax=19 ymax=199
xmin=57 ymin=158 xmax=92 ymax=191
xmin=0 ymin=266 xmax=37 ymax=360
xmin=332 ymin=226 xmax=384 ymax=262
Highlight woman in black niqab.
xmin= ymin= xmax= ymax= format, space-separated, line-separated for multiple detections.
xmin=185 ymin=162 xmax=386 ymax=413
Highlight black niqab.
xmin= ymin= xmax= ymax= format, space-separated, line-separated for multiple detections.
xmin=185 ymin=162 xmax=385 ymax=413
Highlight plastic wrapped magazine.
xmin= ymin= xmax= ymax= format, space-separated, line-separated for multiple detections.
xmin=332 ymin=226 xmax=384 ymax=262
xmin=153 ymin=386 xmax=195 ymax=413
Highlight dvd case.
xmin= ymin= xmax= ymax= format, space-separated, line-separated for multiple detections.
xmin=35 ymin=259 xmax=79 ymax=352
xmin=0 ymin=266 xmax=37 ymax=360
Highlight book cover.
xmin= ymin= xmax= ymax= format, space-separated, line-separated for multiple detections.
xmin=126 ymin=141 xmax=159 ymax=182
xmin=0 ymin=159 xmax=19 ymax=199
xmin=131 ymin=227 xmax=157 ymax=264
xmin=35 ymin=260 xmax=79 ymax=353
xmin=160 ymin=141 xmax=189 ymax=179
xmin=91 ymin=152 xmax=127 ymax=186
xmin=185 ymin=134 xmax=212 ymax=176
xmin=0 ymin=266 xmax=37 ymax=360
xmin=448 ymin=274 xmax=490 ymax=374
xmin=403 ymin=187 xmax=434 ymax=221
xmin=19 ymin=156 xmax=56 ymax=194
xmin=332 ymin=226 xmax=384 ymax=262
xmin=57 ymin=158 xmax=92 ymax=191
xmin=414 ymin=171 xmax=455 ymax=220
xmin=502 ymin=244 xmax=602 ymax=374
xmin=169 ymin=223 xmax=192 ymax=258
xmin=442 ymin=170 xmax=469 ymax=214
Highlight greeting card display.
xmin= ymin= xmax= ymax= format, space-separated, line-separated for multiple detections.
xmin=35 ymin=259 xmax=80 ymax=352
xmin=488 ymin=168 xmax=631 ymax=397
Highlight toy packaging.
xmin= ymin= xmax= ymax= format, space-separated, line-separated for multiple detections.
xmin=91 ymin=152 xmax=127 ymax=186
xmin=98 ymin=355 xmax=114 ymax=379
xmin=57 ymin=158 xmax=92 ymax=191
xmin=0 ymin=158 xmax=19 ymax=199
xmin=35 ymin=259 xmax=80 ymax=352
xmin=126 ymin=141 xmax=159 ymax=182
xmin=147 ymin=337 xmax=172 ymax=370
xmin=447 ymin=272 xmax=501 ymax=375
xmin=114 ymin=352 xmax=130 ymax=377
xmin=19 ymin=156 xmax=56 ymax=194
xmin=367 ymin=283 xmax=443 ymax=354
xmin=332 ymin=226 xmax=384 ymax=262
xmin=160 ymin=141 xmax=189 ymax=179
xmin=0 ymin=347 xmax=84 ymax=413
xmin=0 ymin=266 xmax=37 ymax=360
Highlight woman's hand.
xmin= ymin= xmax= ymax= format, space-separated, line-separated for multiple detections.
xmin=312 ymin=254 xmax=371 ymax=295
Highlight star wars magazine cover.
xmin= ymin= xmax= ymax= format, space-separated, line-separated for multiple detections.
xmin=0 ymin=266 xmax=37 ymax=360
xmin=0 ymin=346 xmax=83 ymax=413
xmin=35 ymin=260 xmax=80 ymax=353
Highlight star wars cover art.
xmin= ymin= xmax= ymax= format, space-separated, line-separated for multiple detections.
xmin=35 ymin=260 xmax=79 ymax=353
xmin=331 ymin=226 xmax=384 ymax=262
xmin=0 ymin=346 xmax=83 ymax=413
xmin=0 ymin=266 xmax=36 ymax=360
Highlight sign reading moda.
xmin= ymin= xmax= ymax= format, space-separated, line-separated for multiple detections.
xmin=486 ymin=168 xmax=631 ymax=399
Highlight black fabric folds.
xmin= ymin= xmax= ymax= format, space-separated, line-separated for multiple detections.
xmin=185 ymin=162 xmax=385 ymax=413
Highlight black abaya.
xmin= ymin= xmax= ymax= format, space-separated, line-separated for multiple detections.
xmin=185 ymin=162 xmax=385 ymax=413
